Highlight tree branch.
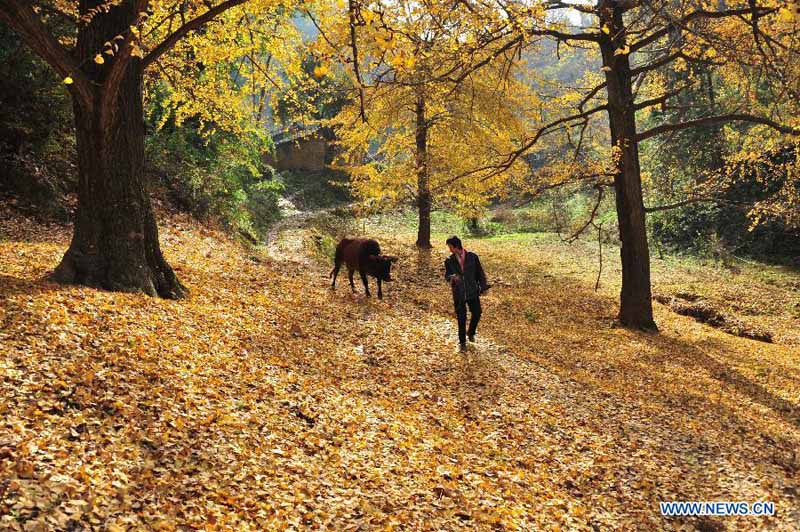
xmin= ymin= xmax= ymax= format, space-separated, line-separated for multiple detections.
xmin=644 ymin=196 xmax=716 ymax=213
xmin=634 ymin=84 xmax=693 ymax=111
xmin=431 ymin=104 xmax=608 ymax=192
xmin=637 ymin=113 xmax=800 ymax=142
xmin=565 ymin=185 xmax=604 ymax=242
xmin=0 ymin=0 xmax=94 ymax=110
xmin=142 ymin=0 xmax=248 ymax=68
xmin=631 ymin=6 xmax=776 ymax=53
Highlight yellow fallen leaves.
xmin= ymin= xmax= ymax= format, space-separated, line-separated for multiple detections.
xmin=0 ymin=207 xmax=799 ymax=530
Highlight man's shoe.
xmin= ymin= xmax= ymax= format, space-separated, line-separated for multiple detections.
xmin=468 ymin=334 xmax=476 ymax=343
xmin=459 ymin=342 xmax=468 ymax=353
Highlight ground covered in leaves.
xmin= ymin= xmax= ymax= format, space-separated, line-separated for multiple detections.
xmin=1 ymin=208 xmax=799 ymax=531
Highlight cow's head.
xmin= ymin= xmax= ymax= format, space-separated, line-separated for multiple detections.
xmin=369 ymin=254 xmax=398 ymax=281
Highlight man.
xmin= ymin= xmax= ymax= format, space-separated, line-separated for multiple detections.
xmin=444 ymin=236 xmax=488 ymax=352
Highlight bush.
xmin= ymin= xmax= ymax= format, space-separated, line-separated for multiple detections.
xmin=302 ymin=210 xmax=360 ymax=264
xmin=487 ymin=190 xmax=617 ymax=237
xmin=146 ymin=122 xmax=282 ymax=241
xmin=515 ymin=205 xmax=558 ymax=233
xmin=649 ymin=202 xmax=719 ymax=255
xmin=489 ymin=208 xmax=516 ymax=227
xmin=648 ymin=145 xmax=800 ymax=259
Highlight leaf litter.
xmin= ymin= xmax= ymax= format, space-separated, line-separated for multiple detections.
xmin=1 ymin=210 xmax=799 ymax=530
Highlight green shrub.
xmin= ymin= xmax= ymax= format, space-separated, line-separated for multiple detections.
xmin=648 ymin=144 xmax=800 ymax=259
xmin=514 ymin=205 xmax=557 ymax=233
xmin=146 ymin=121 xmax=282 ymax=241
xmin=464 ymin=217 xmax=503 ymax=237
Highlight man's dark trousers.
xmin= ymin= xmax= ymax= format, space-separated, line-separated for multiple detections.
xmin=456 ymin=296 xmax=482 ymax=345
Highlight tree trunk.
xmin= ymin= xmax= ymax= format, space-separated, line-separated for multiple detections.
xmin=51 ymin=0 xmax=184 ymax=298
xmin=415 ymin=89 xmax=432 ymax=249
xmin=600 ymin=3 xmax=656 ymax=331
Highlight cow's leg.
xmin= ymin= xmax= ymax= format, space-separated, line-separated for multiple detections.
xmin=360 ymin=271 xmax=371 ymax=297
xmin=348 ymin=268 xmax=356 ymax=292
xmin=331 ymin=262 xmax=341 ymax=289
xmin=377 ymin=279 xmax=383 ymax=300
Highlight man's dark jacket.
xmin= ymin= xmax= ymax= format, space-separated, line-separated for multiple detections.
xmin=444 ymin=251 xmax=488 ymax=304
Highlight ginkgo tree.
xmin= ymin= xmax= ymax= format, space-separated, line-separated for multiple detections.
xmin=307 ymin=0 xmax=539 ymax=248
xmin=0 ymin=0 xmax=298 ymax=298
xmin=700 ymin=1 xmax=800 ymax=235
xmin=334 ymin=73 xmax=533 ymax=247
xmin=479 ymin=0 xmax=800 ymax=330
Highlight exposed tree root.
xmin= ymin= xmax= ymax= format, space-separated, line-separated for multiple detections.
xmin=653 ymin=293 xmax=773 ymax=343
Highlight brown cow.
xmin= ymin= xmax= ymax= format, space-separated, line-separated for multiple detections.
xmin=330 ymin=238 xmax=397 ymax=299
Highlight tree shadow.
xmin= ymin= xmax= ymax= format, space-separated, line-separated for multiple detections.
xmin=0 ymin=274 xmax=64 ymax=298
xmin=416 ymin=246 xmax=433 ymax=276
xmin=647 ymin=333 xmax=800 ymax=428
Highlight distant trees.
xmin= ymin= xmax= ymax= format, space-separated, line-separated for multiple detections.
xmin=4 ymin=0 xmax=799 ymax=332
xmin=309 ymin=0 xmax=799 ymax=328
xmin=0 ymin=21 xmax=74 ymax=215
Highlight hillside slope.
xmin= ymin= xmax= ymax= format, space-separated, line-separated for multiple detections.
xmin=1 ymin=210 xmax=799 ymax=530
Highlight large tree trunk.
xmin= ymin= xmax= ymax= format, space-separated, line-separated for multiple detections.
xmin=600 ymin=3 xmax=656 ymax=331
xmin=51 ymin=0 xmax=184 ymax=298
xmin=415 ymin=89 xmax=432 ymax=249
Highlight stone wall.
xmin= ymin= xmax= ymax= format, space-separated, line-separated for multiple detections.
xmin=265 ymin=135 xmax=327 ymax=171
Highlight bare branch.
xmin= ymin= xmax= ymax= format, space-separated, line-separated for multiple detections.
xmin=565 ymin=185 xmax=604 ymax=242
xmin=644 ymin=196 xmax=716 ymax=213
xmin=634 ymin=84 xmax=693 ymax=111
xmin=637 ymin=113 xmax=800 ymax=142
xmin=631 ymin=6 xmax=776 ymax=53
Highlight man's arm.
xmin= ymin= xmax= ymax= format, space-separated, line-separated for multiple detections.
xmin=475 ymin=255 xmax=488 ymax=292
xmin=444 ymin=258 xmax=459 ymax=283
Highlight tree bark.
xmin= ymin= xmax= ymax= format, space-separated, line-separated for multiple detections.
xmin=600 ymin=2 xmax=656 ymax=331
xmin=50 ymin=0 xmax=185 ymax=298
xmin=415 ymin=89 xmax=432 ymax=249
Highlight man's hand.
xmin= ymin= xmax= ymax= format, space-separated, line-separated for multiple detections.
xmin=450 ymin=274 xmax=461 ymax=284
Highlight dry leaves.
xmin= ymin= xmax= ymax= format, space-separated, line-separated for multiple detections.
xmin=1 ymin=209 xmax=799 ymax=530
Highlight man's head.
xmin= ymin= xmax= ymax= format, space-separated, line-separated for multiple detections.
xmin=446 ymin=236 xmax=463 ymax=254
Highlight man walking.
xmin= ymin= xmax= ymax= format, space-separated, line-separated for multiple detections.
xmin=444 ymin=236 xmax=488 ymax=352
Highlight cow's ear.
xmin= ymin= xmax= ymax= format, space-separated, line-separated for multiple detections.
xmin=386 ymin=255 xmax=398 ymax=263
